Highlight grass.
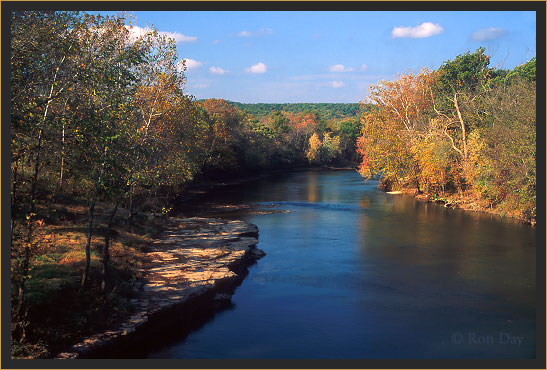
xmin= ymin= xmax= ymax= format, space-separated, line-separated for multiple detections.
xmin=10 ymin=197 xmax=165 ymax=358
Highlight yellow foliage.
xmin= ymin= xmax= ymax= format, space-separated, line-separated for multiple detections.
xmin=306 ymin=132 xmax=322 ymax=163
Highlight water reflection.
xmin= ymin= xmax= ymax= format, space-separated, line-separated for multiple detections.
xmin=148 ymin=170 xmax=536 ymax=359
xmin=307 ymin=170 xmax=318 ymax=202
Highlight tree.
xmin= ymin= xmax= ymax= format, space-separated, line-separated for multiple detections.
xmin=199 ymin=99 xmax=244 ymax=173
xmin=432 ymin=47 xmax=493 ymax=184
xmin=10 ymin=11 xmax=84 ymax=336
xmin=357 ymin=109 xmax=414 ymax=188
xmin=473 ymin=76 xmax=536 ymax=217
xmin=357 ymin=69 xmax=437 ymax=190
xmin=306 ymin=133 xmax=323 ymax=164
xmin=321 ymin=132 xmax=341 ymax=163
xmin=69 ymin=14 xmax=144 ymax=287
xmin=269 ymin=111 xmax=290 ymax=135
xmin=337 ymin=118 xmax=360 ymax=160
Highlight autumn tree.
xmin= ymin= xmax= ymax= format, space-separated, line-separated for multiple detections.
xmin=357 ymin=69 xmax=437 ymax=190
xmin=306 ymin=133 xmax=323 ymax=164
xmin=198 ymin=99 xmax=245 ymax=174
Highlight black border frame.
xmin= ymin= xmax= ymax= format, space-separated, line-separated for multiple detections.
xmin=1 ymin=1 xmax=545 ymax=369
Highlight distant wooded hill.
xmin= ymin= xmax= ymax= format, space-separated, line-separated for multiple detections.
xmin=225 ymin=102 xmax=363 ymax=120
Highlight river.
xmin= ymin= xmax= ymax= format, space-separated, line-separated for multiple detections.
xmin=145 ymin=169 xmax=536 ymax=359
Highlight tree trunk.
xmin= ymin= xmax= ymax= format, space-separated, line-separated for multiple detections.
xmin=128 ymin=184 xmax=133 ymax=219
xmin=17 ymin=121 xmax=45 ymax=321
xmin=59 ymin=122 xmax=66 ymax=193
xmin=101 ymin=200 xmax=119 ymax=294
xmin=81 ymin=189 xmax=98 ymax=288
xmin=11 ymin=160 xmax=19 ymax=248
xmin=453 ymin=93 xmax=468 ymax=160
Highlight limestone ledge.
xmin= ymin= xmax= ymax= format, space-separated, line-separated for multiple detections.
xmin=56 ymin=217 xmax=264 ymax=359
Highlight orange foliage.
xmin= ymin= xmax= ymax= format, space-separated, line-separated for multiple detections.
xmin=367 ymin=68 xmax=437 ymax=134
xmin=285 ymin=111 xmax=320 ymax=135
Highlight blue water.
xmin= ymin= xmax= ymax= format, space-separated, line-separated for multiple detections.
xmin=147 ymin=170 xmax=536 ymax=359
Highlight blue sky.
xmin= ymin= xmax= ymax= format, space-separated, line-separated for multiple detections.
xmin=107 ymin=11 xmax=536 ymax=103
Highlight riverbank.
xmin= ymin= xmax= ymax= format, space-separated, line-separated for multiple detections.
xmin=14 ymin=165 xmax=348 ymax=359
xmin=128 ymin=168 xmax=537 ymax=359
xmin=55 ymin=217 xmax=264 ymax=359
xmin=390 ymin=187 xmax=536 ymax=226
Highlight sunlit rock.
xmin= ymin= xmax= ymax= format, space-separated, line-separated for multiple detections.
xmin=55 ymin=217 xmax=262 ymax=359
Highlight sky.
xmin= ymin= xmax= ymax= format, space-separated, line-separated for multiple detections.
xmin=101 ymin=10 xmax=536 ymax=103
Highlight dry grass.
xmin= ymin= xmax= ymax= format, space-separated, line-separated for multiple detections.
xmin=11 ymin=199 xmax=165 ymax=358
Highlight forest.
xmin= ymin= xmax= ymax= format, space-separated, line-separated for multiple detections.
xmin=356 ymin=49 xmax=536 ymax=222
xmin=9 ymin=11 xmax=536 ymax=358
xmin=9 ymin=11 xmax=360 ymax=357
xmin=226 ymin=102 xmax=362 ymax=121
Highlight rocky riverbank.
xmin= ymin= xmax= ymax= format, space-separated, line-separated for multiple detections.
xmin=56 ymin=217 xmax=264 ymax=359
xmin=393 ymin=188 xmax=535 ymax=226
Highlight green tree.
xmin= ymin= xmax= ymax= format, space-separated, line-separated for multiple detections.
xmin=474 ymin=76 xmax=536 ymax=218
xmin=321 ymin=132 xmax=341 ymax=163
xmin=432 ymin=47 xmax=493 ymax=184
xmin=10 ymin=11 xmax=84 ymax=337
xmin=270 ymin=111 xmax=290 ymax=135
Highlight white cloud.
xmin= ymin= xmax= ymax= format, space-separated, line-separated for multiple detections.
xmin=290 ymin=73 xmax=381 ymax=82
xmin=126 ymin=25 xmax=197 ymax=43
xmin=471 ymin=27 xmax=507 ymax=41
xmin=209 ymin=66 xmax=227 ymax=75
xmin=238 ymin=28 xmax=273 ymax=37
xmin=178 ymin=58 xmax=202 ymax=71
xmin=330 ymin=81 xmax=345 ymax=88
xmin=392 ymin=22 xmax=443 ymax=38
xmin=360 ymin=64 xmax=368 ymax=71
xmin=212 ymin=39 xmax=220 ymax=44
xmin=329 ymin=64 xmax=354 ymax=72
xmin=164 ymin=31 xmax=197 ymax=43
xmin=246 ymin=62 xmax=267 ymax=74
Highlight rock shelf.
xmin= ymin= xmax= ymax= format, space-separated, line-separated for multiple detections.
xmin=56 ymin=217 xmax=264 ymax=359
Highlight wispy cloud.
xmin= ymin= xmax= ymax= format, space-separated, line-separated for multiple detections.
xmin=360 ymin=64 xmax=368 ymax=71
xmin=126 ymin=25 xmax=197 ymax=43
xmin=238 ymin=30 xmax=252 ymax=37
xmin=329 ymin=64 xmax=355 ymax=72
xmin=471 ymin=27 xmax=507 ymax=41
xmin=290 ymin=73 xmax=381 ymax=82
xmin=178 ymin=58 xmax=202 ymax=71
xmin=330 ymin=81 xmax=345 ymax=88
xmin=246 ymin=62 xmax=267 ymax=74
xmin=238 ymin=28 xmax=274 ymax=37
xmin=392 ymin=22 xmax=443 ymax=38
xmin=209 ymin=66 xmax=228 ymax=75
xmin=212 ymin=39 xmax=220 ymax=45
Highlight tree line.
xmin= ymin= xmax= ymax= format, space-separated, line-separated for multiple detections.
xmin=227 ymin=102 xmax=361 ymax=121
xmin=356 ymin=48 xmax=536 ymax=222
xmin=10 ymin=11 xmax=362 ymax=351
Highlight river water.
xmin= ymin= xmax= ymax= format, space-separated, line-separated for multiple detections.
xmin=146 ymin=169 xmax=536 ymax=359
